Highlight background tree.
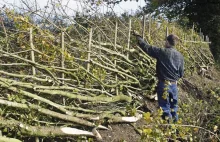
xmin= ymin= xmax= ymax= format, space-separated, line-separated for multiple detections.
xmin=142 ymin=0 xmax=220 ymax=62
xmin=105 ymin=0 xmax=220 ymax=62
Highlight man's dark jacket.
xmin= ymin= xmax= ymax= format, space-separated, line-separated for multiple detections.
xmin=137 ymin=36 xmax=184 ymax=82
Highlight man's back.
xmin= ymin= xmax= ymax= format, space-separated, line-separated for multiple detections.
xmin=136 ymin=36 xmax=184 ymax=81
xmin=156 ymin=47 xmax=184 ymax=82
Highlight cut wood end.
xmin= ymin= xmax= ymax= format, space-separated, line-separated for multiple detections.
xmin=19 ymin=123 xmax=24 ymax=128
xmin=61 ymin=127 xmax=94 ymax=136
xmin=97 ymin=125 xmax=109 ymax=130
xmin=65 ymin=111 xmax=72 ymax=115
xmin=130 ymin=49 xmax=135 ymax=52
xmin=92 ymin=128 xmax=102 ymax=141
xmin=90 ymin=116 xmax=100 ymax=120
xmin=121 ymin=114 xmax=142 ymax=122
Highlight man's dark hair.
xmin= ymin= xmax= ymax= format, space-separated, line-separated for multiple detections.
xmin=167 ymin=34 xmax=179 ymax=46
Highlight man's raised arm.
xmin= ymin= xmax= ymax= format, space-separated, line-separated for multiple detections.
xmin=132 ymin=31 xmax=161 ymax=59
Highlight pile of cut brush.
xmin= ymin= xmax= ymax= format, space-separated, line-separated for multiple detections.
xmin=0 ymin=5 xmax=213 ymax=141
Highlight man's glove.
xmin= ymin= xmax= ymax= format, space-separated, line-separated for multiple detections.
xmin=131 ymin=30 xmax=141 ymax=37
xmin=132 ymin=30 xmax=150 ymax=45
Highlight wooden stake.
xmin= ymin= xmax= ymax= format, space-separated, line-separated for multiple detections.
xmin=114 ymin=21 xmax=118 ymax=51
xmin=61 ymin=31 xmax=66 ymax=106
xmin=30 ymin=27 xmax=36 ymax=75
xmin=202 ymin=34 xmax=204 ymax=41
xmin=192 ymin=24 xmax=194 ymax=41
xmin=148 ymin=14 xmax=151 ymax=38
xmin=114 ymin=20 xmax=118 ymax=95
xmin=142 ymin=15 xmax=146 ymax=39
xmin=165 ymin=27 xmax=169 ymax=39
xmin=30 ymin=28 xmax=38 ymax=141
xmin=205 ymin=35 xmax=210 ymax=42
xmin=61 ymin=31 xmax=65 ymax=84
xmin=98 ymin=33 xmax=101 ymax=56
xmin=87 ymin=28 xmax=93 ymax=72
xmin=199 ymin=28 xmax=202 ymax=40
xmin=127 ymin=18 xmax=131 ymax=59
xmin=35 ymin=137 xmax=39 ymax=142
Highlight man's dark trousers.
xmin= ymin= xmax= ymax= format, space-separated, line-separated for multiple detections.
xmin=157 ymin=81 xmax=178 ymax=122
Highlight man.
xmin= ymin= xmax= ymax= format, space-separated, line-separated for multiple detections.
xmin=132 ymin=31 xmax=184 ymax=123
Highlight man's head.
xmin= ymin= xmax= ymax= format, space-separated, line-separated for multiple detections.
xmin=165 ymin=34 xmax=179 ymax=48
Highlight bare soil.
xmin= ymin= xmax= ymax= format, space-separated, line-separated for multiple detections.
xmin=99 ymin=99 xmax=158 ymax=142
xmin=99 ymin=119 xmax=147 ymax=142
